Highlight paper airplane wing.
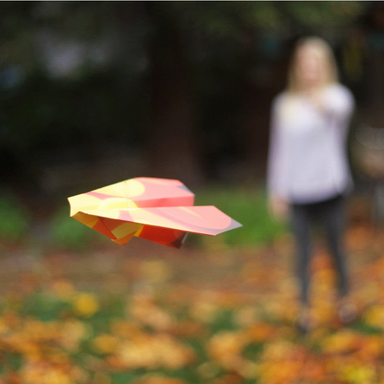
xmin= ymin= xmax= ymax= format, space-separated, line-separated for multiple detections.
xmin=68 ymin=177 xmax=242 ymax=248
xmin=72 ymin=206 xmax=241 ymax=248
xmin=85 ymin=177 xmax=195 ymax=208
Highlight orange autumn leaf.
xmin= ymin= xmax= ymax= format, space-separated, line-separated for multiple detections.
xmin=92 ymin=334 xmax=120 ymax=355
xmin=72 ymin=292 xmax=100 ymax=317
xmin=131 ymin=374 xmax=188 ymax=384
xmin=321 ymin=329 xmax=361 ymax=354
xmin=113 ymin=333 xmax=195 ymax=370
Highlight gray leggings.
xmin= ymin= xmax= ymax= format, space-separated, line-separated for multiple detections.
xmin=291 ymin=194 xmax=349 ymax=305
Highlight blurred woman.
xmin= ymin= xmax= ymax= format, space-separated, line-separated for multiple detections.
xmin=267 ymin=37 xmax=355 ymax=331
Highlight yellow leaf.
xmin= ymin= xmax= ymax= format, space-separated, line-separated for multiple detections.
xmin=72 ymin=292 xmax=100 ymax=317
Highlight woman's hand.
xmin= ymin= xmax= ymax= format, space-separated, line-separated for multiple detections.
xmin=306 ymin=88 xmax=326 ymax=113
xmin=268 ymin=196 xmax=289 ymax=221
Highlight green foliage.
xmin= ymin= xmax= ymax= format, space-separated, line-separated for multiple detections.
xmin=285 ymin=2 xmax=364 ymax=29
xmin=50 ymin=205 xmax=103 ymax=250
xmin=176 ymin=1 xmax=364 ymax=42
xmin=0 ymin=191 xmax=30 ymax=242
xmin=18 ymin=290 xmax=72 ymax=321
xmin=193 ymin=185 xmax=288 ymax=247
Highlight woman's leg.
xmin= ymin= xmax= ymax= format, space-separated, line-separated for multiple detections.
xmin=322 ymin=195 xmax=349 ymax=298
xmin=322 ymin=195 xmax=356 ymax=322
xmin=291 ymin=203 xmax=312 ymax=306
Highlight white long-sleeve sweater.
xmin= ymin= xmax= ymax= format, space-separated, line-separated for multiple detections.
xmin=267 ymin=83 xmax=355 ymax=204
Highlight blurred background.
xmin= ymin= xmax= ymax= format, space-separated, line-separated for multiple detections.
xmin=3 ymin=3 xmax=384 ymax=384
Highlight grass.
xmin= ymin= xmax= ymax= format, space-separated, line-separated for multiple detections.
xmin=50 ymin=205 xmax=104 ymax=250
xmin=193 ymin=184 xmax=288 ymax=247
xmin=0 ymin=190 xmax=30 ymax=243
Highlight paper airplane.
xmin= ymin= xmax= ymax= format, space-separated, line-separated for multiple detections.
xmin=68 ymin=177 xmax=242 ymax=248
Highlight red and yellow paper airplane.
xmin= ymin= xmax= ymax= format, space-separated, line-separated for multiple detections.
xmin=68 ymin=177 xmax=242 ymax=248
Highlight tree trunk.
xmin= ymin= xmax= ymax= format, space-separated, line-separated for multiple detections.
xmin=146 ymin=3 xmax=204 ymax=188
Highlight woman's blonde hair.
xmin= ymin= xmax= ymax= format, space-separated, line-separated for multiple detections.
xmin=287 ymin=37 xmax=339 ymax=93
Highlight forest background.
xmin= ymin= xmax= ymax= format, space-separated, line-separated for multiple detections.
xmin=0 ymin=2 xmax=380 ymax=193
xmin=2 ymin=3 xmax=384 ymax=384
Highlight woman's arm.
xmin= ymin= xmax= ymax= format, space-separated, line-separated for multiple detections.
xmin=309 ymin=85 xmax=355 ymax=126
xmin=266 ymin=96 xmax=289 ymax=220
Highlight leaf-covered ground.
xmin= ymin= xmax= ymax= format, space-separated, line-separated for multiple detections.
xmin=0 ymin=219 xmax=384 ymax=384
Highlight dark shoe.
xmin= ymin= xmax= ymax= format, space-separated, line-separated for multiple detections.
xmin=296 ymin=309 xmax=312 ymax=334
xmin=338 ymin=302 xmax=357 ymax=324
